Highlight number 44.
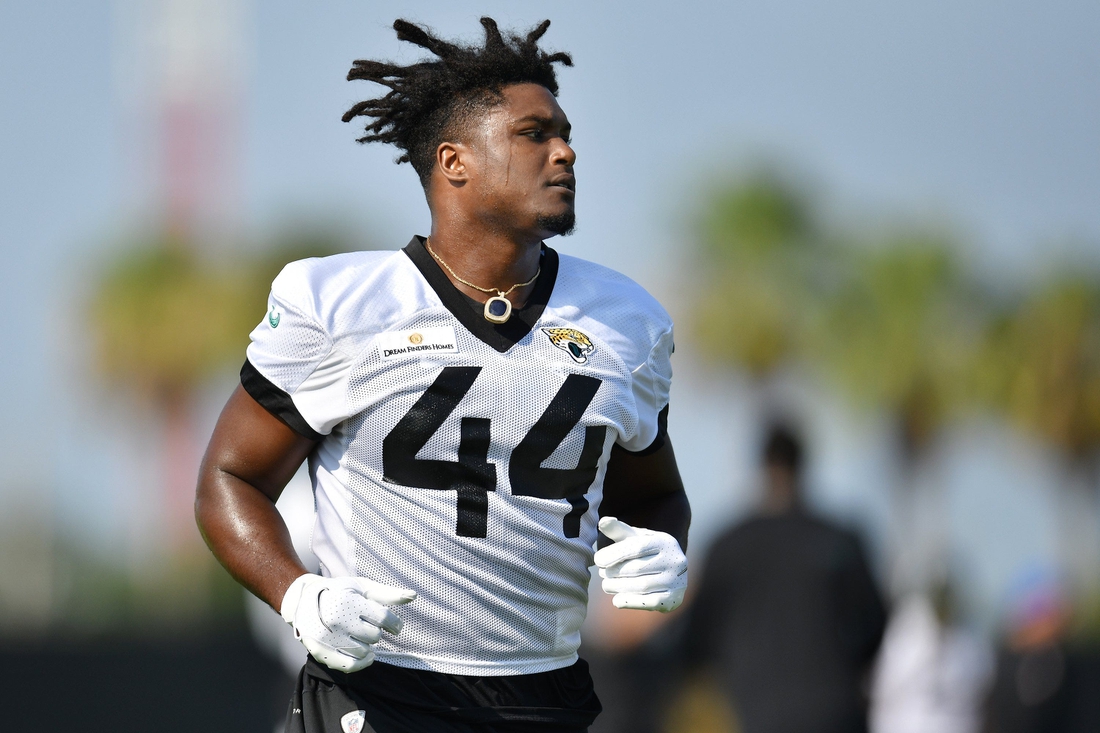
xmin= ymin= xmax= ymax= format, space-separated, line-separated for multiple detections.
xmin=382 ymin=367 xmax=607 ymax=539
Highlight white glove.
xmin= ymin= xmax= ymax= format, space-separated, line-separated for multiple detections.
xmin=280 ymin=573 xmax=416 ymax=673
xmin=594 ymin=517 xmax=687 ymax=613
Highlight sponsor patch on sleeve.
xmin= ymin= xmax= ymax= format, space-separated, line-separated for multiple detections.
xmin=377 ymin=326 xmax=458 ymax=359
xmin=340 ymin=710 xmax=366 ymax=733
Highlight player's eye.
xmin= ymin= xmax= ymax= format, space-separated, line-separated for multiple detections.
xmin=523 ymin=129 xmax=544 ymax=141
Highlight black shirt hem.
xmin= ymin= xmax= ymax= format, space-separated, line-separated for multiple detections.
xmin=240 ymin=360 xmax=324 ymax=441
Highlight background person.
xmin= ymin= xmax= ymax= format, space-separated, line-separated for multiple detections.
xmin=686 ymin=423 xmax=887 ymax=733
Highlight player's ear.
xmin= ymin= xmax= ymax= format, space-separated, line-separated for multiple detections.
xmin=436 ymin=141 xmax=470 ymax=184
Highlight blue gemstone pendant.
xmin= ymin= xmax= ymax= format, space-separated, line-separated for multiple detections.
xmin=484 ymin=295 xmax=512 ymax=324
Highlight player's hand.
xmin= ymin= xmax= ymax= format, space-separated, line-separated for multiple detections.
xmin=594 ymin=517 xmax=687 ymax=613
xmin=280 ymin=573 xmax=416 ymax=673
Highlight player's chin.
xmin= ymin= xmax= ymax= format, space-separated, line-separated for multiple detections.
xmin=535 ymin=207 xmax=576 ymax=238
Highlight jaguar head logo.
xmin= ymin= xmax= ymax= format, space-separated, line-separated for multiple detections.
xmin=542 ymin=327 xmax=595 ymax=364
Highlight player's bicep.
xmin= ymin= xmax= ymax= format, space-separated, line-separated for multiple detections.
xmin=599 ymin=438 xmax=689 ymax=550
xmin=200 ymin=384 xmax=318 ymax=502
xmin=601 ymin=438 xmax=685 ymax=512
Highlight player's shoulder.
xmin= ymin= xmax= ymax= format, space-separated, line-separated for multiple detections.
xmin=549 ymin=252 xmax=673 ymax=366
xmin=553 ymin=253 xmax=670 ymax=325
xmin=270 ymin=248 xmax=423 ymax=333
xmin=272 ymin=249 xmax=399 ymax=306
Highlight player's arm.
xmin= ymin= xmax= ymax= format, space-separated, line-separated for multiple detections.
xmin=196 ymin=384 xmax=415 ymax=673
xmin=599 ymin=439 xmax=690 ymax=549
xmin=594 ymin=438 xmax=691 ymax=613
xmin=195 ymin=383 xmax=316 ymax=610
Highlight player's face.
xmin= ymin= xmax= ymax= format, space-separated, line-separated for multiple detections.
xmin=466 ymin=83 xmax=576 ymax=238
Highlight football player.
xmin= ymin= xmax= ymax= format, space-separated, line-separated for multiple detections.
xmin=195 ymin=17 xmax=690 ymax=733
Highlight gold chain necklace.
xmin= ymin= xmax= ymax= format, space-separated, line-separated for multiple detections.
xmin=425 ymin=237 xmax=540 ymax=324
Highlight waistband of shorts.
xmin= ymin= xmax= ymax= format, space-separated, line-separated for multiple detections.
xmin=303 ymin=657 xmax=601 ymax=729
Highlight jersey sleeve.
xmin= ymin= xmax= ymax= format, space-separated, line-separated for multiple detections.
xmin=241 ymin=263 xmax=355 ymax=440
xmin=618 ymin=324 xmax=674 ymax=453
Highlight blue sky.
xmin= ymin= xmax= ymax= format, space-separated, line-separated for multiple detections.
xmin=2 ymin=0 xmax=1098 ymax=621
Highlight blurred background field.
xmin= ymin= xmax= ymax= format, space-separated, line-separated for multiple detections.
xmin=2 ymin=1 xmax=1099 ymax=731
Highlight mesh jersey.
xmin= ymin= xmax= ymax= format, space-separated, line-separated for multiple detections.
xmin=243 ymin=237 xmax=673 ymax=676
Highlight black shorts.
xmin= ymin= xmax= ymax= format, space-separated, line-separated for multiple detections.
xmin=284 ymin=656 xmax=601 ymax=733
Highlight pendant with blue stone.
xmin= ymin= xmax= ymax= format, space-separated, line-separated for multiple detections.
xmin=484 ymin=294 xmax=512 ymax=324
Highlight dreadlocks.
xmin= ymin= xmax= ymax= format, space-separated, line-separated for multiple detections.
xmin=342 ymin=17 xmax=573 ymax=188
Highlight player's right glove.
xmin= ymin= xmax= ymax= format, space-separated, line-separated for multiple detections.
xmin=280 ymin=573 xmax=416 ymax=673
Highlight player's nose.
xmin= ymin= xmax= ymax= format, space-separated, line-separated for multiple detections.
xmin=551 ymin=137 xmax=576 ymax=167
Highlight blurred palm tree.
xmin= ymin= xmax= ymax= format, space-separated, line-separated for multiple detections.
xmin=92 ymin=235 xmax=255 ymax=407
xmin=90 ymin=227 xmax=355 ymax=556
xmin=692 ymin=169 xmax=1100 ymax=605
xmin=691 ymin=174 xmax=983 ymax=593
xmin=690 ymin=172 xmax=821 ymax=378
xmin=979 ymin=278 xmax=1100 ymax=602
xmin=980 ymin=279 xmax=1100 ymax=461
xmin=814 ymin=236 xmax=980 ymax=464
xmin=814 ymin=236 xmax=985 ymax=593
xmin=692 ymin=175 xmax=979 ymax=456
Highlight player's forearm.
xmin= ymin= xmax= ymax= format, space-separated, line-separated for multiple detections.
xmin=602 ymin=488 xmax=691 ymax=551
xmin=194 ymin=467 xmax=308 ymax=611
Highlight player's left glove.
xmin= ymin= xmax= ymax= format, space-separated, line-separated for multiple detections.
xmin=593 ymin=516 xmax=687 ymax=613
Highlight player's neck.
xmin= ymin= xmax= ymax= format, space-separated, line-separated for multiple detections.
xmin=426 ymin=220 xmax=543 ymax=305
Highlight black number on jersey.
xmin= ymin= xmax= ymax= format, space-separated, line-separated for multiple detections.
xmin=509 ymin=374 xmax=607 ymax=538
xmin=382 ymin=367 xmax=496 ymax=538
xmin=382 ymin=368 xmax=605 ymax=539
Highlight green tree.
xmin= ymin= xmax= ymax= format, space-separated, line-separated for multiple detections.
xmin=815 ymin=236 xmax=979 ymax=463
xmin=980 ymin=279 xmax=1100 ymax=460
xmin=87 ymin=226 xmax=358 ymax=624
xmin=690 ymin=172 xmax=819 ymax=377
xmin=691 ymin=176 xmax=977 ymax=458
xmin=92 ymin=235 xmax=256 ymax=406
xmin=691 ymin=175 xmax=982 ymax=594
xmin=979 ymin=278 xmax=1100 ymax=604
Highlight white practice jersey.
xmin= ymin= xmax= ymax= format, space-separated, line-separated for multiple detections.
xmin=243 ymin=237 xmax=673 ymax=675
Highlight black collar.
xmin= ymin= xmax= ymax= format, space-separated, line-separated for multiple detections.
xmin=402 ymin=236 xmax=559 ymax=353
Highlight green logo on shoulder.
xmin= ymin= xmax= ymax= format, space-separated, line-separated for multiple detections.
xmin=268 ymin=305 xmax=282 ymax=328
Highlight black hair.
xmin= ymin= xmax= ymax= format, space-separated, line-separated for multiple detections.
xmin=342 ymin=17 xmax=572 ymax=188
xmin=763 ymin=423 xmax=804 ymax=472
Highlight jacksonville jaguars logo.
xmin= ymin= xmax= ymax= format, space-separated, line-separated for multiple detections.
xmin=542 ymin=327 xmax=596 ymax=364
